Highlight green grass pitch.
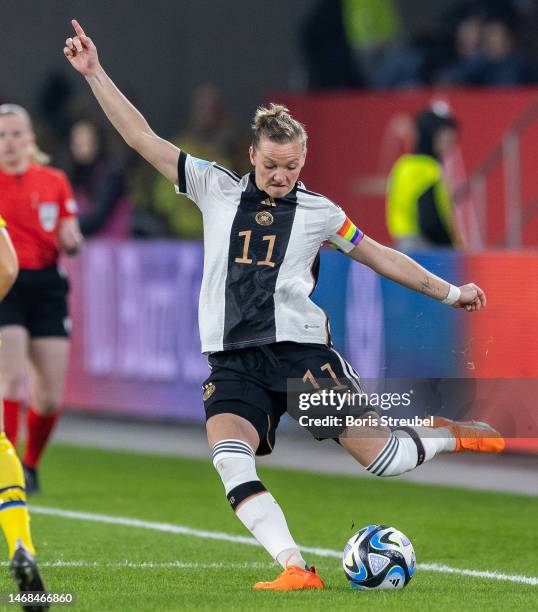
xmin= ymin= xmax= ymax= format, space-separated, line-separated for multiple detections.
xmin=1 ymin=444 xmax=537 ymax=611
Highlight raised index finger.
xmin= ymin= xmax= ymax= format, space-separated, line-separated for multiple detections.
xmin=71 ymin=19 xmax=86 ymax=38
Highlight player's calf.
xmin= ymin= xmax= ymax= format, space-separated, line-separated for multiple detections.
xmin=341 ymin=413 xmax=504 ymax=478
xmin=341 ymin=424 xmax=443 ymax=477
xmin=212 ymin=438 xmax=314 ymax=582
xmin=0 ymin=433 xmax=35 ymax=557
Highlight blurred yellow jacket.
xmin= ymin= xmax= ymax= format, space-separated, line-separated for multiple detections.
xmin=386 ymin=154 xmax=456 ymax=246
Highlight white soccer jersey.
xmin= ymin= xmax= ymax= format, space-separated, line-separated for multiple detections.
xmin=175 ymin=152 xmax=364 ymax=354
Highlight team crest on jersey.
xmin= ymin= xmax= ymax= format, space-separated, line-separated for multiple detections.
xmin=38 ymin=202 xmax=59 ymax=232
xmin=203 ymin=382 xmax=216 ymax=401
xmin=255 ymin=211 xmax=274 ymax=226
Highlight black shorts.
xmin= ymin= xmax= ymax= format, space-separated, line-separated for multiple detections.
xmin=203 ymin=342 xmax=368 ymax=456
xmin=0 ymin=266 xmax=70 ymax=338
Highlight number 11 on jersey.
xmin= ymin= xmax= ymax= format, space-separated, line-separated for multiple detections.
xmin=234 ymin=230 xmax=277 ymax=268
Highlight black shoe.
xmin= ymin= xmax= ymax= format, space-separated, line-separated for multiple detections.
xmin=10 ymin=541 xmax=48 ymax=611
xmin=22 ymin=464 xmax=40 ymax=496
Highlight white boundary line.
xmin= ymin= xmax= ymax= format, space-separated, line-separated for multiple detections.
xmin=0 ymin=561 xmax=272 ymax=569
xmin=31 ymin=505 xmax=538 ymax=587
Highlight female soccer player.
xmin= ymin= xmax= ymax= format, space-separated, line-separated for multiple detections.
xmin=0 ymin=215 xmax=47 ymax=606
xmin=0 ymin=104 xmax=83 ymax=494
xmin=64 ymin=19 xmax=503 ymax=591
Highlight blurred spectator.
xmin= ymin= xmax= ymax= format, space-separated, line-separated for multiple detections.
xmin=386 ymin=104 xmax=460 ymax=250
xmin=454 ymin=10 xmax=484 ymax=60
xmin=35 ymin=73 xmax=75 ymax=162
xmin=301 ymin=0 xmax=367 ymax=90
xmin=135 ymin=83 xmax=247 ymax=239
xmin=67 ymin=120 xmax=132 ymax=238
xmin=438 ymin=2 xmax=538 ymax=86
xmin=432 ymin=3 xmax=486 ymax=85
xmin=302 ymin=1 xmax=443 ymax=90
xmin=302 ymin=0 xmax=538 ymax=91
xmin=371 ymin=23 xmax=438 ymax=90
xmin=341 ymin=0 xmax=402 ymax=82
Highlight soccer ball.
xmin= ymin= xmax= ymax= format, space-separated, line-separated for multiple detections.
xmin=343 ymin=524 xmax=416 ymax=590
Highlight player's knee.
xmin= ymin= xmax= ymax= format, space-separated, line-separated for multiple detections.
xmin=206 ymin=413 xmax=260 ymax=451
xmin=2 ymin=369 xmax=26 ymax=399
xmin=212 ymin=439 xmax=258 ymax=489
xmin=212 ymin=439 xmax=267 ymax=511
xmin=33 ymin=398 xmax=55 ymax=414
xmin=34 ymin=385 xmax=62 ymax=412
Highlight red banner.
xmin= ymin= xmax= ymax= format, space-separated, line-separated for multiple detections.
xmin=464 ymin=253 xmax=538 ymax=452
xmin=465 ymin=253 xmax=538 ymax=379
xmin=279 ymin=88 xmax=538 ymax=247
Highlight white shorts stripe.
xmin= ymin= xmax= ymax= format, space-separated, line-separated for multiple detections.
xmin=329 ymin=347 xmax=362 ymax=393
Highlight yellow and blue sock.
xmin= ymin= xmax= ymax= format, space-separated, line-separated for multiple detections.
xmin=0 ymin=432 xmax=35 ymax=558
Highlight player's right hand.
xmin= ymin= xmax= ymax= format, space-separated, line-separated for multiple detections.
xmin=63 ymin=19 xmax=99 ymax=77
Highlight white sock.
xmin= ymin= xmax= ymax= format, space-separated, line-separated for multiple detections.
xmin=212 ymin=439 xmax=305 ymax=566
xmin=434 ymin=426 xmax=457 ymax=452
xmin=276 ymin=547 xmax=308 ymax=570
xmin=236 ymin=494 xmax=306 ymax=567
xmin=367 ymin=427 xmax=455 ymax=477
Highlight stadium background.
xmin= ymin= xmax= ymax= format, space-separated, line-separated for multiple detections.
xmin=5 ymin=2 xmax=534 ymax=445
xmin=3 ymin=1 xmax=462 ymax=134
xmin=1 ymin=2 xmax=537 ymax=608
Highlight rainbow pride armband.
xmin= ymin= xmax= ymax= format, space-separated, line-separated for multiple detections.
xmin=329 ymin=217 xmax=364 ymax=253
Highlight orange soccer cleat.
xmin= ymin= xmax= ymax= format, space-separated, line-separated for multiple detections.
xmin=253 ymin=565 xmax=325 ymax=591
xmin=430 ymin=416 xmax=505 ymax=453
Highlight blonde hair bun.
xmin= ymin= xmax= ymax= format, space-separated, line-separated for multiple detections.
xmin=252 ymin=103 xmax=307 ymax=150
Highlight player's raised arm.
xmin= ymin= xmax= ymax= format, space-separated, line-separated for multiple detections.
xmin=349 ymin=235 xmax=486 ymax=312
xmin=0 ymin=224 xmax=19 ymax=300
xmin=63 ymin=19 xmax=179 ymax=184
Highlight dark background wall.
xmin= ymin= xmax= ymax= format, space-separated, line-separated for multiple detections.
xmin=1 ymin=0 xmax=456 ymax=136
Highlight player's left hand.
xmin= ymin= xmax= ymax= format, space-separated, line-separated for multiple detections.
xmin=453 ymin=283 xmax=486 ymax=312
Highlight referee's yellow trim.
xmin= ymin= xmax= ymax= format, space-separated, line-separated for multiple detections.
xmin=0 ymin=216 xmax=6 ymax=229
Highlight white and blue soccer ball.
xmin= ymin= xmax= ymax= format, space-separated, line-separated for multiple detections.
xmin=343 ymin=525 xmax=416 ymax=590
